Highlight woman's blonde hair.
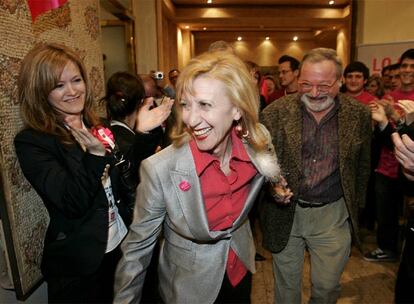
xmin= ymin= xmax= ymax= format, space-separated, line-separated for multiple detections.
xmin=170 ymin=50 xmax=268 ymax=152
xmin=18 ymin=43 xmax=99 ymax=144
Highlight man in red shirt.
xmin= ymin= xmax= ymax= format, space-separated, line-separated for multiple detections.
xmin=365 ymin=49 xmax=414 ymax=262
xmin=382 ymin=65 xmax=392 ymax=94
xmin=343 ymin=61 xmax=378 ymax=234
xmin=343 ymin=61 xmax=376 ymax=105
xmin=389 ymin=63 xmax=402 ymax=92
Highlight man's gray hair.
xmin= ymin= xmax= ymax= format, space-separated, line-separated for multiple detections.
xmin=300 ymin=48 xmax=343 ymax=79
xmin=208 ymin=40 xmax=234 ymax=53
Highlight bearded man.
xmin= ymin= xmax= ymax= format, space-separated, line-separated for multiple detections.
xmin=260 ymin=48 xmax=371 ymax=304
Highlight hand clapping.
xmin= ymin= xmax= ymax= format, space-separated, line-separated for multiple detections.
xmin=69 ymin=127 xmax=106 ymax=156
xmin=392 ymin=132 xmax=414 ymax=181
xmin=369 ymin=101 xmax=388 ymax=128
xmin=136 ymin=97 xmax=174 ymax=133
xmin=397 ymin=99 xmax=414 ymax=126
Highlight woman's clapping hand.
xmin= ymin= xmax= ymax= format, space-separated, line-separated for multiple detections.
xmin=136 ymin=97 xmax=174 ymax=133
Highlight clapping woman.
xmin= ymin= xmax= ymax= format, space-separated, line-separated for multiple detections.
xmin=114 ymin=50 xmax=288 ymax=303
xmin=14 ymin=43 xmax=131 ymax=303
xmin=103 ymin=71 xmax=173 ymax=189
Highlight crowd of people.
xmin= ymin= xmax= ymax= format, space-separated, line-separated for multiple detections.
xmin=13 ymin=40 xmax=414 ymax=304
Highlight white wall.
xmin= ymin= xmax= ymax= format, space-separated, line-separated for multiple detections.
xmin=356 ymin=0 xmax=414 ymax=45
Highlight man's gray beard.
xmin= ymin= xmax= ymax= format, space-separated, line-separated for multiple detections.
xmin=301 ymin=94 xmax=335 ymax=112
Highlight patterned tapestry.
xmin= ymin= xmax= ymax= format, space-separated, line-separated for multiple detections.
xmin=0 ymin=0 xmax=105 ymax=299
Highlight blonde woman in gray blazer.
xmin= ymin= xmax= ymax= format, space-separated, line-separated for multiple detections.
xmin=114 ymin=51 xmax=287 ymax=304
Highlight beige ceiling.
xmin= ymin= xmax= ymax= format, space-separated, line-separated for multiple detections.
xmin=167 ymin=0 xmax=352 ymax=42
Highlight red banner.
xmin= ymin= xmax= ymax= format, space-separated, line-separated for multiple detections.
xmin=27 ymin=0 xmax=68 ymax=22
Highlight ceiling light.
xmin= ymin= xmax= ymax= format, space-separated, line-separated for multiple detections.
xmin=237 ymin=36 xmax=242 ymax=41
xmin=265 ymin=37 xmax=270 ymax=40
xmin=329 ymin=0 xmax=335 ymax=5
xmin=293 ymin=36 xmax=298 ymax=41
xmin=207 ymin=0 xmax=212 ymax=3
xmin=185 ymin=25 xmax=189 ymax=29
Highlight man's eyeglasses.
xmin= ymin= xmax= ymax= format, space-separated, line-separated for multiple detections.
xmin=279 ymin=70 xmax=292 ymax=75
xmin=298 ymin=79 xmax=339 ymax=93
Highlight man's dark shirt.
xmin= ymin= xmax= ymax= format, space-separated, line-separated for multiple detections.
xmin=298 ymin=99 xmax=344 ymax=203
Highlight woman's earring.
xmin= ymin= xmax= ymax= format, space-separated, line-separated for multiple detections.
xmin=236 ymin=120 xmax=249 ymax=139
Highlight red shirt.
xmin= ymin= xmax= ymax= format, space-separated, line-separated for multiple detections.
xmin=347 ymin=90 xmax=376 ymax=105
xmin=386 ymin=88 xmax=414 ymax=103
xmin=268 ymin=89 xmax=298 ymax=104
xmin=376 ymin=89 xmax=414 ymax=178
xmin=189 ymin=129 xmax=257 ymax=286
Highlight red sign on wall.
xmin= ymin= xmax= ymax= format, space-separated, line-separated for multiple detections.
xmin=27 ymin=0 xmax=68 ymax=22
xmin=357 ymin=41 xmax=414 ymax=75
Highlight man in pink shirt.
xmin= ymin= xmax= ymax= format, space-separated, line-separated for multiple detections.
xmin=343 ymin=61 xmax=378 ymax=234
xmin=365 ymin=49 xmax=414 ymax=262
xmin=389 ymin=63 xmax=402 ymax=93
xmin=343 ymin=61 xmax=376 ymax=105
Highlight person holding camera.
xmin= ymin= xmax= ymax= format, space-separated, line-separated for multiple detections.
xmin=14 ymin=43 xmax=134 ymax=303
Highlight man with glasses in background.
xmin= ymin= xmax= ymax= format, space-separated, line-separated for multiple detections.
xmin=260 ymin=48 xmax=371 ymax=303
xmin=271 ymin=55 xmax=300 ymax=102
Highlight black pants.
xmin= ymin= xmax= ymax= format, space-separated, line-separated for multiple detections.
xmin=375 ymin=173 xmax=402 ymax=253
xmin=215 ymin=272 xmax=252 ymax=304
xmin=47 ymin=247 xmax=122 ymax=303
xmin=395 ymin=220 xmax=414 ymax=303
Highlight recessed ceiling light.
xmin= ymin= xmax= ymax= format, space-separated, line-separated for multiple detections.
xmin=237 ymin=36 xmax=242 ymax=41
xmin=293 ymin=36 xmax=298 ymax=41
xmin=265 ymin=37 xmax=270 ymax=40
xmin=185 ymin=25 xmax=189 ymax=29
xmin=203 ymin=27 xmax=207 ymax=30
xmin=329 ymin=0 xmax=335 ymax=5
xmin=207 ymin=0 xmax=212 ymax=3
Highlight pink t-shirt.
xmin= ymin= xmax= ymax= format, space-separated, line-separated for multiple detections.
xmin=376 ymin=89 xmax=414 ymax=178
xmin=347 ymin=90 xmax=376 ymax=105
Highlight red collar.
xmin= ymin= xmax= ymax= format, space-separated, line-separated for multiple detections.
xmin=190 ymin=128 xmax=251 ymax=176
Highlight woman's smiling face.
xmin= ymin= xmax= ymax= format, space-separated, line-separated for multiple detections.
xmin=48 ymin=60 xmax=86 ymax=121
xmin=180 ymin=75 xmax=241 ymax=159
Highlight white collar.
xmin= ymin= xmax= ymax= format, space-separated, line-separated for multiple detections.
xmin=110 ymin=120 xmax=135 ymax=135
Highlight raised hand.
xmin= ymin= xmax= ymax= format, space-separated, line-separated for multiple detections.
xmin=392 ymin=132 xmax=414 ymax=181
xmin=136 ymin=97 xmax=174 ymax=133
xmin=397 ymin=99 xmax=414 ymax=126
xmin=377 ymin=97 xmax=401 ymax=123
xmin=369 ymin=101 xmax=388 ymax=129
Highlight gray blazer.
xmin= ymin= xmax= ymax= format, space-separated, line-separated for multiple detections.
xmin=114 ymin=132 xmax=279 ymax=304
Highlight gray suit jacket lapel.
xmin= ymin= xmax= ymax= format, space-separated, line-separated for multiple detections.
xmin=169 ymin=144 xmax=213 ymax=241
